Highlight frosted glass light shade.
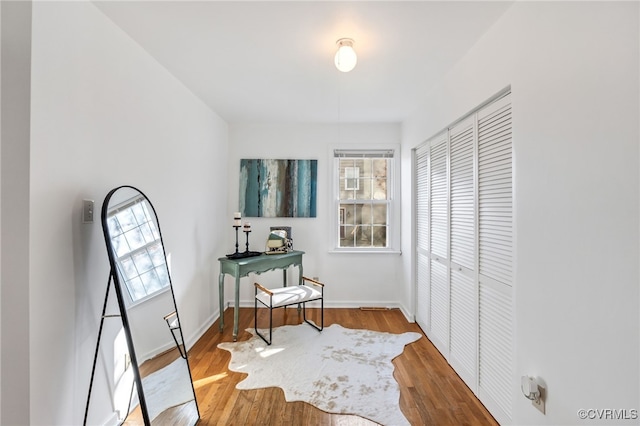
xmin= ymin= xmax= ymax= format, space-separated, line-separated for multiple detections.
xmin=334 ymin=39 xmax=357 ymax=72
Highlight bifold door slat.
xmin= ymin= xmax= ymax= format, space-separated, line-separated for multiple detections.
xmin=479 ymin=281 xmax=513 ymax=418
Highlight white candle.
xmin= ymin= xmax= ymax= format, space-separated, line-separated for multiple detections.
xmin=243 ymin=222 xmax=251 ymax=232
xmin=234 ymin=211 xmax=241 ymax=219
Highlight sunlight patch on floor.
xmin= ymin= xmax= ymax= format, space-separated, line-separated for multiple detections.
xmin=193 ymin=372 xmax=228 ymax=388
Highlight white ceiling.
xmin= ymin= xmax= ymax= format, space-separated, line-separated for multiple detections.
xmin=94 ymin=1 xmax=513 ymax=123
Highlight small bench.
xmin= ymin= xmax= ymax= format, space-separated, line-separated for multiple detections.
xmin=254 ymin=276 xmax=324 ymax=345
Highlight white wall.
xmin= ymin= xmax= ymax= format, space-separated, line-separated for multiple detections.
xmin=29 ymin=2 xmax=228 ymax=424
xmin=0 ymin=1 xmax=31 ymax=425
xmin=227 ymin=123 xmax=406 ymax=312
xmin=17 ymin=1 xmax=639 ymax=424
xmin=401 ymin=2 xmax=639 ymax=425
xmin=0 ymin=5 xmax=2 ymax=423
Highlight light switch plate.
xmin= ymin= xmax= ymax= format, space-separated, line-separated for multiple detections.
xmin=82 ymin=199 xmax=94 ymax=223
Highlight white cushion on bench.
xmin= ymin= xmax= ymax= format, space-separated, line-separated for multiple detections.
xmin=256 ymin=285 xmax=322 ymax=308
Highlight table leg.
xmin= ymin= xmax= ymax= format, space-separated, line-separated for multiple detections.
xmin=233 ymin=275 xmax=240 ymax=341
xmin=218 ymin=272 xmax=225 ymax=332
xmin=282 ymin=268 xmax=292 ymax=311
xmin=297 ymin=263 xmax=303 ymax=312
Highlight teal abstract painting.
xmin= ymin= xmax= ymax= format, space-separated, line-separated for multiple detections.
xmin=240 ymin=159 xmax=317 ymax=218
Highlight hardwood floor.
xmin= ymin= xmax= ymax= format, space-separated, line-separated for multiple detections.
xmin=123 ymin=347 xmax=199 ymax=426
xmin=185 ymin=307 xmax=498 ymax=425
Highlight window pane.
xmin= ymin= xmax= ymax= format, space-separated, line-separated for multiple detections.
xmin=119 ymin=257 xmax=138 ymax=280
xmin=156 ymin=265 xmax=170 ymax=287
xmin=136 ymin=222 xmax=153 ymax=244
xmin=124 ymin=228 xmax=146 ymax=252
xmin=132 ymin=251 xmax=153 ymax=275
xmin=360 ymin=159 xmax=372 ymax=178
xmin=355 ymin=225 xmax=372 ymax=247
xmin=107 ymin=216 xmax=123 ymax=236
xmin=352 ymin=159 xmax=365 ymax=172
xmin=148 ymin=242 xmax=166 ymax=267
xmin=373 ymin=180 xmax=387 ymax=199
xmin=372 ymin=226 xmax=388 ymax=247
xmin=112 ymin=234 xmax=131 ymax=257
xmin=130 ymin=203 xmax=148 ymax=225
xmin=140 ymin=269 xmax=162 ymax=294
xmin=339 ymin=161 xmax=356 ymax=200
xmin=341 ymin=225 xmax=356 ymax=247
xmin=126 ymin=276 xmax=146 ymax=301
xmin=372 ymin=159 xmax=387 ymax=178
xmin=339 ymin=204 xmax=356 ymax=225
xmin=359 ymin=204 xmax=372 ymax=226
xmin=339 ymin=225 xmax=347 ymax=240
xmin=340 ymin=188 xmax=356 ymax=200
xmin=373 ymin=159 xmax=388 ymax=199
xmin=115 ymin=209 xmax=137 ymax=232
xmin=372 ymin=204 xmax=387 ymax=225
xmin=359 ymin=177 xmax=372 ymax=200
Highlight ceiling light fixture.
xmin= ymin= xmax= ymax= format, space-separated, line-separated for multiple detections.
xmin=334 ymin=38 xmax=357 ymax=73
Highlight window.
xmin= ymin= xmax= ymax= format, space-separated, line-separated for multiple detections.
xmin=333 ymin=147 xmax=400 ymax=252
xmin=106 ymin=196 xmax=170 ymax=303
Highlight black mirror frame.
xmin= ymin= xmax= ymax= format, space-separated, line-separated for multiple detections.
xmin=100 ymin=185 xmax=199 ymax=425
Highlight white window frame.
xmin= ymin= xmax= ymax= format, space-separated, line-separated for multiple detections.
xmin=330 ymin=144 xmax=401 ymax=253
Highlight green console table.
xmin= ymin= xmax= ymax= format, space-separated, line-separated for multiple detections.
xmin=218 ymin=250 xmax=304 ymax=341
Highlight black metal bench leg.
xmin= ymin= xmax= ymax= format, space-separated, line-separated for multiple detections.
xmin=269 ymin=305 xmax=273 ymax=344
xmin=302 ymin=299 xmax=323 ymax=332
xmin=254 ymin=294 xmax=273 ymax=345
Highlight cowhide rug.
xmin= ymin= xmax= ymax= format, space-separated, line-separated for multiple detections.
xmin=218 ymin=323 xmax=421 ymax=425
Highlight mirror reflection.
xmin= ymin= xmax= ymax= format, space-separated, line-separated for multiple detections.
xmin=102 ymin=186 xmax=199 ymax=425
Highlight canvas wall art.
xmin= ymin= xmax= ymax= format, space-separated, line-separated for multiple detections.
xmin=239 ymin=159 xmax=317 ymax=217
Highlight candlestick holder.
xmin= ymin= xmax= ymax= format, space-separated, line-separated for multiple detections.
xmin=243 ymin=229 xmax=262 ymax=258
xmin=226 ymin=226 xmax=242 ymax=259
xmin=244 ymin=230 xmax=251 ymax=252
xmin=226 ymin=225 xmax=262 ymax=259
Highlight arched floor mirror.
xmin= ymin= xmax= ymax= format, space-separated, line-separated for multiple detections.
xmin=86 ymin=185 xmax=199 ymax=425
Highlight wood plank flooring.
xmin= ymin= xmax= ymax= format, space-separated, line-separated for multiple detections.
xmin=185 ymin=307 xmax=498 ymax=425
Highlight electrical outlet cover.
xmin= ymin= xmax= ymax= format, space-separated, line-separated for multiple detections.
xmin=533 ymin=386 xmax=545 ymax=414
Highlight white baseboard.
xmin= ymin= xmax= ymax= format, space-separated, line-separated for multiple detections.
xmin=178 ymin=302 xmax=414 ymax=354
xmin=137 ymin=310 xmax=220 ymax=363
xmin=225 ymin=299 xmax=415 ymax=323
xmin=138 ymin=341 xmax=175 ymax=364
xmin=185 ymin=311 xmax=219 ymax=349
xmin=103 ymin=411 xmax=121 ymax=426
xmin=396 ymin=304 xmax=414 ymax=323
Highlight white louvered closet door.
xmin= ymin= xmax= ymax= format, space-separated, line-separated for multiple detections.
xmin=429 ymin=134 xmax=449 ymax=355
xmin=413 ymin=91 xmax=513 ymax=426
xmin=415 ymin=144 xmax=430 ymax=330
xmin=477 ymin=94 xmax=513 ymax=424
xmin=448 ymin=117 xmax=477 ymax=390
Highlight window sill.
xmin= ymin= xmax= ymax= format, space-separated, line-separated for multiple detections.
xmin=329 ymin=248 xmax=402 ymax=254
